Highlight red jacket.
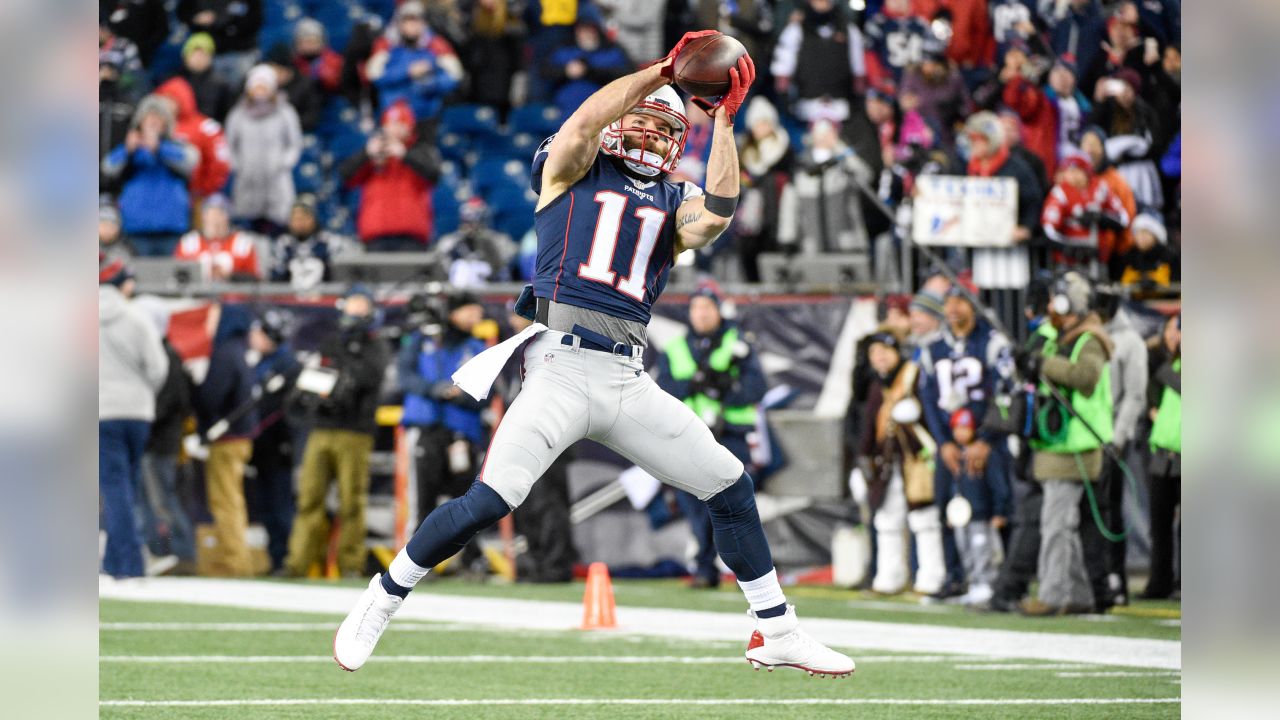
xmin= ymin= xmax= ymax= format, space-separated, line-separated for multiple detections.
xmin=1002 ymin=76 xmax=1058 ymax=178
xmin=155 ymin=77 xmax=230 ymax=198
xmin=940 ymin=0 xmax=995 ymax=69
xmin=345 ymin=155 xmax=434 ymax=243
xmin=1041 ymin=178 xmax=1130 ymax=260
xmin=174 ymin=230 xmax=262 ymax=280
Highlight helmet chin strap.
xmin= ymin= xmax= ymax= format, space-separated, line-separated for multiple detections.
xmin=623 ymin=148 xmax=663 ymax=177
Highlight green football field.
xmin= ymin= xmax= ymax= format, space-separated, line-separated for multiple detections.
xmin=99 ymin=578 xmax=1181 ymax=719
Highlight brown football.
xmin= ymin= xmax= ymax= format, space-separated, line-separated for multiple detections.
xmin=672 ymin=34 xmax=748 ymax=99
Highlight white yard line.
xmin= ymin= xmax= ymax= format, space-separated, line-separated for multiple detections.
xmin=100 ymin=697 xmax=1182 ymax=708
xmin=99 ymin=622 xmax=471 ymax=632
xmin=955 ymin=663 xmax=1101 ymax=671
xmin=98 ymin=654 xmax=1026 ymax=665
xmin=99 ymin=577 xmax=1181 ymax=669
xmin=1055 ymin=671 xmax=1181 ymax=678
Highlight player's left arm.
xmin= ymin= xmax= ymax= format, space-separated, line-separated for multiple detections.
xmin=675 ymin=54 xmax=756 ymax=254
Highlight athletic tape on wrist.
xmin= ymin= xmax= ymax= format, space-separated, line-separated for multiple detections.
xmin=704 ymin=192 xmax=738 ymax=218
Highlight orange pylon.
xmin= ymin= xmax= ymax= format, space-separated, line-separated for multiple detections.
xmin=580 ymin=562 xmax=618 ymax=630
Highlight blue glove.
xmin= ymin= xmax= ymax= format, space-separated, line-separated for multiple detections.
xmin=514 ymin=283 xmax=537 ymax=321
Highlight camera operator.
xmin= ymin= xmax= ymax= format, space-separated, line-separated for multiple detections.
xmin=281 ymin=285 xmax=390 ymax=578
xmin=656 ymin=287 xmax=767 ymax=589
xmin=1014 ymin=271 xmax=1114 ymax=616
xmin=398 ymin=291 xmax=489 ymax=544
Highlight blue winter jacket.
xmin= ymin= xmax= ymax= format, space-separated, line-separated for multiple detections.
xmin=545 ymin=43 xmax=632 ymax=118
xmin=399 ymin=330 xmax=488 ymax=444
xmin=103 ymin=140 xmax=193 ymax=236
xmin=374 ymin=41 xmax=461 ymax=120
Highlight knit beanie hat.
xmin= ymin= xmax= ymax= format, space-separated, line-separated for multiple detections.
xmin=910 ymin=290 xmax=946 ymax=320
xmin=1131 ymin=213 xmax=1168 ymax=244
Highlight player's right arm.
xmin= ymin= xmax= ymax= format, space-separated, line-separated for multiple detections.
xmin=536 ymin=62 xmax=672 ymax=211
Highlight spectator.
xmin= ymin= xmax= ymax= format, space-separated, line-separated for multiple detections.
xmin=1080 ymin=125 xmax=1136 ymax=272
xmin=735 ymin=97 xmax=794 ymax=282
xmin=1088 ymin=68 xmax=1166 ymax=212
xmin=1040 ymin=151 xmax=1130 ymax=268
xmin=771 ymin=0 xmax=866 ymax=124
xmin=962 ymin=111 xmax=1041 ymax=311
xmin=154 ymin=76 xmax=232 ymax=203
xmin=460 ymin=0 xmax=527 ymax=119
xmin=179 ymin=33 xmax=237 ymax=123
xmin=99 ymin=256 xmax=169 ymax=579
xmin=863 ymin=0 xmax=930 ymax=86
xmin=193 ymin=304 xmax=257 ymax=577
xmin=999 ymin=41 xmax=1058 ymax=178
xmin=270 ymin=195 xmax=352 ymax=289
xmin=998 ymin=111 xmax=1049 ymax=202
xmin=291 ymin=18 xmax=345 ymax=95
xmin=422 ymin=0 xmax=469 ymax=50
xmin=177 ymin=0 xmax=264 ymax=90
xmin=339 ymin=101 xmax=443 ymax=252
xmin=846 ymin=295 xmax=913 ymax=460
xmin=900 ymin=44 xmax=971 ymax=148
xmin=1089 ymin=290 xmax=1148 ymax=610
xmin=1115 ymin=212 xmax=1175 ymax=296
xmin=908 ymin=289 xmax=946 ymax=345
xmin=435 ymin=198 xmax=517 ymax=287
xmin=366 ymin=1 xmax=464 ymax=123
xmin=100 ymin=95 xmax=199 ymax=256
xmin=598 ymin=0 xmax=668 ymax=65
xmin=1141 ymin=313 xmax=1180 ymax=599
xmin=855 ymin=332 xmax=945 ymax=595
xmin=1047 ymin=0 xmax=1106 ymax=93
xmin=99 ymin=204 xmax=135 ymax=258
xmin=1128 ymin=0 xmax=1179 ymax=46
xmin=225 ymin=64 xmax=302 ymax=233
xmin=259 ymin=43 xmax=321 ymax=133
xmin=777 ymin=120 xmax=874 ymax=259
xmin=687 ymin=0 xmax=775 ymax=90
xmin=174 ymin=194 xmax=263 ymax=281
xmin=100 ymin=0 xmax=169 ymax=66
xmin=282 ymin=286 xmax=390 ymax=578
xmin=1045 ymin=55 xmax=1092 ymax=158
xmin=918 ymin=281 xmax=1014 ymax=599
xmin=944 ymin=408 xmax=1011 ymax=607
xmin=1014 ymin=271 xmax=1110 ymax=616
xmin=132 ymin=297 xmax=196 ymax=575
xmin=99 ymin=23 xmax=146 ymax=127
xmin=246 ymin=310 xmax=301 ymax=574
xmin=657 ymin=288 xmax=768 ymax=588
xmin=399 ymin=292 xmax=490 ymax=560
xmin=543 ymin=15 xmax=633 ymax=119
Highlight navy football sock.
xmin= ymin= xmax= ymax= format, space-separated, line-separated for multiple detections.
xmin=756 ymin=603 xmax=788 ymax=618
xmin=705 ymin=473 xmax=775 ymax=582
xmin=380 ymin=481 xmax=511 ymax=598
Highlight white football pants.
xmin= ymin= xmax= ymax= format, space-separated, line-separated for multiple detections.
xmin=479 ymin=331 xmax=744 ymax=509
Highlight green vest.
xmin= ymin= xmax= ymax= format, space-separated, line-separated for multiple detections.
xmin=1150 ymin=358 xmax=1181 ymax=453
xmin=1031 ymin=331 xmax=1114 ymax=454
xmin=664 ymin=328 xmax=759 ymax=428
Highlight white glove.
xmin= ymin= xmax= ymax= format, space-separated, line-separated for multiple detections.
xmin=182 ymin=434 xmax=209 ymax=461
xmin=848 ymin=467 xmax=869 ymax=507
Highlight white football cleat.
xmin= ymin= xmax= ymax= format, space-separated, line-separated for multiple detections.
xmin=333 ymin=574 xmax=403 ymax=671
xmin=744 ymin=605 xmax=855 ymax=678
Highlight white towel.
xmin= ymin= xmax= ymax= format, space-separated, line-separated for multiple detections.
xmin=451 ymin=322 xmax=547 ymax=401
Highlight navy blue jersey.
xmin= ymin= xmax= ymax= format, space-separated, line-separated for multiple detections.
xmin=530 ymin=135 xmax=701 ymax=325
xmin=863 ymin=13 xmax=930 ymax=80
xmin=989 ymin=0 xmax=1038 ymax=59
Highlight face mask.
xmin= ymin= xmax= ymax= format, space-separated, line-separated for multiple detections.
xmin=623 ymin=147 xmax=663 ymax=177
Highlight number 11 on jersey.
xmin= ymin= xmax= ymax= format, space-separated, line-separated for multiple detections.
xmin=578 ymin=190 xmax=668 ymax=301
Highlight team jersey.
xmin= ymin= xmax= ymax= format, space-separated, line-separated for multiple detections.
xmin=175 ymin=231 xmax=261 ymax=281
xmin=530 ymin=135 xmax=701 ymax=325
xmin=988 ymin=0 xmax=1038 ymax=59
xmin=916 ymin=320 xmax=1013 ymax=443
xmin=863 ymin=13 xmax=931 ymax=82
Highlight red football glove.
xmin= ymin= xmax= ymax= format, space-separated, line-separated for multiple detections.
xmin=654 ymin=29 xmax=722 ymax=80
xmin=691 ymin=53 xmax=756 ymax=122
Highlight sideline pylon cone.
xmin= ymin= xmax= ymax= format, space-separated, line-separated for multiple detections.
xmin=580 ymin=562 xmax=617 ymax=630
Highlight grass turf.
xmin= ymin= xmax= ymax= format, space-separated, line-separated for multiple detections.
xmin=99 ymin=584 xmax=1180 ymax=720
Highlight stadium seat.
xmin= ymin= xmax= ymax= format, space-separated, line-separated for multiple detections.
xmin=441 ymin=105 xmax=501 ymax=139
xmin=508 ymin=104 xmax=563 ymax=138
xmin=432 ymin=182 xmax=467 ymax=237
xmin=294 ymin=161 xmax=321 ymax=193
xmin=470 ymin=158 xmax=529 ymax=196
xmin=477 ymin=132 xmax=539 ymax=162
xmin=437 ymin=132 xmax=468 ymax=165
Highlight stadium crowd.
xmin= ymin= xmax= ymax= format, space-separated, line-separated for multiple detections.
xmin=99 ymin=0 xmax=1180 ymax=614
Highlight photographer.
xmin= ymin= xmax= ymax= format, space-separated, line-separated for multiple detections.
xmin=1014 ymin=271 xmax=1114 ymax=616
xmin=281 ymin=286 xmax=390 ymax=578
xmin=399 ymin=292 xmax=489 ymax=534
xmin=657 ymin=288 xmax=767 ymax=589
